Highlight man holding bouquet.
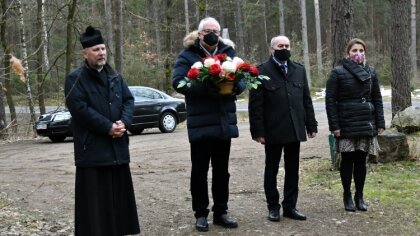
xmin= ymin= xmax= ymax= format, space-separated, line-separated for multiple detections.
xmin=172 ymin=17 xmax=245 ymax=232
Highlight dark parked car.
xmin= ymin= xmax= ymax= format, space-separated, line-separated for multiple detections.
xmin=128 ymin=86 xmax=186 ymax=135
xmin=34 ymin=109 xmax=73 ymax=142
xmin=34 ymin=86 xmax=187 ymax=142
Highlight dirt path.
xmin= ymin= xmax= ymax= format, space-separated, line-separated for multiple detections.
xmin=0 ymin=109 xmax=417 ymax=235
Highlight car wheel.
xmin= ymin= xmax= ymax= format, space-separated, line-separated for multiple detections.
xmin=159 ymin=112 xmax=177 ymax=133
xmin=129 ymin=128 xmax=144 ymax=135
xmin=48 ymin=135 xmax=66 ymax=142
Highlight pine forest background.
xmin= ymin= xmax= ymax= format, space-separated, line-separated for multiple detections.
xmin=0 ymin=0 xmax=419 ymax=137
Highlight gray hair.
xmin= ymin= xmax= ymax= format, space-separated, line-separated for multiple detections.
xmin=198 ymin=17 xmax=221 ymax=31
xmin=270 ymin=35 xmax=290 ymax=48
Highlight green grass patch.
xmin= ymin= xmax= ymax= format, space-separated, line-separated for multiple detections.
xmin=0 ymin=197 xmax=9 ymax=208
xmin=303 ymin=159 xmax=420 ymax=213
xmin=366 ymin=161 xmax=420 ymax=209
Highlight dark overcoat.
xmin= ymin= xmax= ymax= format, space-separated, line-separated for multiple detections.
xmin=325 ymin=59 xmax=385 ymax=138
xmin=248 ymin=57 xmax=318 ymax=145
xmin=65 ymin=63 xmax=134 ymax=167
xmin=172 ymin=37 xmax=245 ymax=142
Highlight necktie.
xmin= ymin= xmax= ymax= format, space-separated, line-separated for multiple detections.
xmin=280 ymin=64 xmax=287 ymax=75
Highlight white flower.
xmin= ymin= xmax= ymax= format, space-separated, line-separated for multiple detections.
xmin=232 ymin=57 xmax=244 ymax=66
xmin=221 ymin=61 xmax=237 ymax=73
xmin=225 ymin=56 xmax=232 ymax=61
xmin=191 ymin=61 xmax=203 ymax=69
xmin=203 ymin=58 xmax=217 ymax=67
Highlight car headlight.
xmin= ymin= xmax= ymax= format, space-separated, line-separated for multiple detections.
xmin=53 ymin=113 xmax=71 ymax=121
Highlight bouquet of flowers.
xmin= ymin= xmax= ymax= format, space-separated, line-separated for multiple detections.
xmin=177 ymin=54 xmax=269 ymax=94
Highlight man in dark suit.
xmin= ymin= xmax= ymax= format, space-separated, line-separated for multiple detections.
xmin=248 ymin=35 xmax=318 ymax=222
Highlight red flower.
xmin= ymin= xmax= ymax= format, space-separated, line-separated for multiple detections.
xmin=226 ymin=74 xmax=236 ymax=81
xmin=238 ymin=62 xmax=251 ymax=72
xmin=208 ymin=64 xmax=222 ymax=76
xmin=214 ymin=53 xmax=227 ymax=62
xmin=249 ymin=66 xmax=259 ymax=76
xmin=187 ymin=68 xmax=200 ymax=80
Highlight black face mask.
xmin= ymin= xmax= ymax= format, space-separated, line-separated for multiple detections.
xmin=274 ymin=49 xmax=291 ymax=61
xmin=203 ymin=32 xmax=219 ymax=46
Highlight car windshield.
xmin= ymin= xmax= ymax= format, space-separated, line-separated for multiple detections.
xmin=130 ymin=88 xmax=163 ymax=101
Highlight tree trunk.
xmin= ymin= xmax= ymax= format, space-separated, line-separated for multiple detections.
xmin=368 ymin=0 xmax=374 ymax=43
xmin=314 ymin=0 xmax=323 ymax=81
xmin=218 ymin=0 xmax=225 ymax=28
xmin=410 ymin=0 xmax=417 ymax=80
xmin=0 ymin=0 xmax=16 ymax=134
xmin=164 ymin=0 xmax=173 ymax=93
xmin=195 ymin=1 xmax=200 ymax=24
xmin=40 ymin=0 xmax=49 ymax=71
xmin=235 ymin=0 xmax=245 ymax=56
xmin=104 ymin=0 xmax=115 ymax=66
xmin=36 ymin=0 xmax=46 ymax=115
xmin=0 ymin=0 xmax=9 ymax=137
xmin=300 ymin=0 xmax=311 ymax=87
xmin=391 ymin=0 xmax=411 ymax=117
xmin=330 ymin=0 xmax=353 ymax=67
xmin=65 ymin=0 xmax=77 ymax=77
xmin=153 ymin=0 xmax=164 ymax=90
xmin=263 ymin=0 xmax=268 ymax=46
xmin=279 ymin=0 xmax=285 ymax=35
xmin=184 ymin=0 xmax=189 ymax=34
xmin=0 ymin=67 xmax=5 ymax=138
xmin=17 ymin=0 xmax=36 ymax=135
xmin=326 ymin=0 xmax=333 ymax=60
xmin=112 ymin=0 xmax=123 ymax=73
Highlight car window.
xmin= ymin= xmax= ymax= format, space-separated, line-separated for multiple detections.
xmin=131 ymin=88 xmax=163 ymax=101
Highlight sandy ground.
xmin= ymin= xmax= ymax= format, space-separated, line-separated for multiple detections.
xmin=0 ymin=106 xmax=419 ymax=235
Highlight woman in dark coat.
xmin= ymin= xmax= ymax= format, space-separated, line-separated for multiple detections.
xmin=326 ymin=38 xmax=385 ymax=212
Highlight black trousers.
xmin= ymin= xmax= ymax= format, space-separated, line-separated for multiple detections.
xmin=190 ymin=138 xmax=231 ymax=218
xmin=264 ymin=142 xmax=300 ymax=211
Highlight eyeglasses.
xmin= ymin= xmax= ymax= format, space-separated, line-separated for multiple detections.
xmin=202 ymin=29 xmax=220 ymax=35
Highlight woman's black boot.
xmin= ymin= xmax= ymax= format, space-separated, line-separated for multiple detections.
xmin=354 ymin=192 xmax=367 ymax=211
xmin=343 ymin=192 xmax=356 ymax=212
xmin=353 ymin=151 xmax=367 ymax=211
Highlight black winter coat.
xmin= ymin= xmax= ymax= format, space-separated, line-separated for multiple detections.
xmin=172 ymin=38 xmax=245 ymax=142
xmin=325 ymin=59 xmax=385 ymax=138
xmin=65 ymin=62 xmax=134 ymax=167
xmin=248 ymin=57 xmax=318 ymax=144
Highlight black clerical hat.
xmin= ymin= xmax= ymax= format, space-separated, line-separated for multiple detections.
xmin=80 ymin=26 xmax=104 ymax=48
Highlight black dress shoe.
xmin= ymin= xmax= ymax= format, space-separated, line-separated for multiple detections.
xmin=283 ymin=209 xmax=307 ymax=220
xmin=268 ymin=209 xmax=280 ymax=222
xmin=195 ymin=217 xmax=209 ymax=232
xmin=213 ymin=214 xmax=238 ymax=228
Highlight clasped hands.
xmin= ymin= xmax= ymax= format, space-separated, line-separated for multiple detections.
xmin=332 ymin=128 xmax=384 ymax=137
xmin=253 ymin=132 xmax=317 ymax=145
xmin=109 ymin=120 xmax=126 ymax=138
